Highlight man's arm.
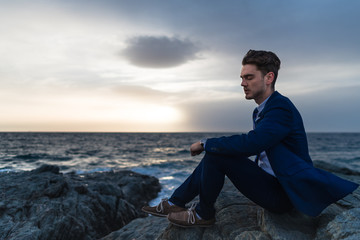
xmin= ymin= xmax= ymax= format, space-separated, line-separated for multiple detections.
xmin=204 ymin=102 xmax=293 ymax=156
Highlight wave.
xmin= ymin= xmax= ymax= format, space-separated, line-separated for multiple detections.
xmin=0 ymin=167 xmax=14 ymax=173
xmin=164 ymin=149 xmax=190 ymax=157
xmin=13 ymin=153 xmax=73 ymax=162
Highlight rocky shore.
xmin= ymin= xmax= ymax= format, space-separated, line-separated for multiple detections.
xmin=1 ymin=161 xmax=360 ymax=240
xmin=0 ymin=165 xmax=161 ymax=239
xmin=102 ymin=160 xmax=360 ymax=240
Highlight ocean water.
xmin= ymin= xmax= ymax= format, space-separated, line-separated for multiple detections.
xmin=1 ymin=132 xmax=359 ymax=204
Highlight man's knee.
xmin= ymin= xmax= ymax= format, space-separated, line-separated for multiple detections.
xmin=202 ymin=152 xmax=222 ymax=165
xmin=202 ymin=152 xmax=246 ymax=165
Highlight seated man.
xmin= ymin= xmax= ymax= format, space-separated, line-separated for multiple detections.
xmin=142 ymin=49 xmax=358 ymax=228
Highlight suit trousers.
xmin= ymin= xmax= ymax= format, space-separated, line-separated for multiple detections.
xmin=169 ymin=152 xmax=293 ymax=220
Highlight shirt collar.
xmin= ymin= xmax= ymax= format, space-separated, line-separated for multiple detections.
xmin=256 ymin=94 xmax=272 ymax=113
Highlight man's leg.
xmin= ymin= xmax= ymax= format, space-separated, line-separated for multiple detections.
xmin=169 ymin=152 xmax=293 ymax=222
xmin=143 ymin=157 xmax=209 ymax=217
xmin=169 ymin=153 xmax=228 ymax=219
xmin=169 ymin=157 xmax=211 ymax=208
xmin=185 ymin=153 xmax=292 ymax=219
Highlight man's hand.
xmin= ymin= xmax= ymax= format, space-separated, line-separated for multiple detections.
xmin=190 ymin=141 xmax=204 ymax=156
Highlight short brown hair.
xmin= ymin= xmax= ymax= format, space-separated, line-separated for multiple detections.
xmin=242 ymin=50 xmax=281 ymax=87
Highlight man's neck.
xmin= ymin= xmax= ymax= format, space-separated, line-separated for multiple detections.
xmin=255 ymin=90 xmax=274 ymax=105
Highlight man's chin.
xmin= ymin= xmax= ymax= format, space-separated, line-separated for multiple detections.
xmin=244 ymin=94 xmax=253 ymax=100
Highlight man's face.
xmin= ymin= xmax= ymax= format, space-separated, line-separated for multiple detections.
xmin=240 ymin=64 xmax=272 ymax=104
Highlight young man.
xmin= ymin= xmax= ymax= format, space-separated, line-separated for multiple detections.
xmin=142 ymin=50 xmax=358 ymax=227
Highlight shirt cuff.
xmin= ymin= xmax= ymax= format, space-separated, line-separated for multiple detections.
xmin=200 ymin=138 xmax=207 ymax=148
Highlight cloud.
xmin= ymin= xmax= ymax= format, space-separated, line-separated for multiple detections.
xmin=113 ymin=85 xmax=169 ymax=100
xmin=121 ymin=35 xmax=201 ymax=68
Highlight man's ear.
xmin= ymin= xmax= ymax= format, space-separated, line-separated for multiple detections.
xmin=266 ymin=72 xmax=275 ymax=85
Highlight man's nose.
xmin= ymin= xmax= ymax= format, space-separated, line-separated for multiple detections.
xmin=241 ymin=79 xmax=246 ymax=86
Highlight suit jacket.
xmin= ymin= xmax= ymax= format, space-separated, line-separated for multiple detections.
xmin=205 ymin=91 xmax=358 ymax=216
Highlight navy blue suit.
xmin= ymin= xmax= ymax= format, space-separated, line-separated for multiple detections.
xmin=170 ymin=91 xmax=358 ymax=218
xmin=204 ymin=91 xmax=358 ymax=216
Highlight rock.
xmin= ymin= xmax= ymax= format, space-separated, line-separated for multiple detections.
xmin=101 ymin=216 xmax=169 ymax=240
xmin=260 ymin=210 xmax=316 ymax=240
xmin=313 ymin=160 xmax=360 ymax=176
xmin=235 ymin=231 xmax=271 ymax=240
xmin=316 ymin=208 xmax=360 ymax=240
xmin=33 ymin=164 xmax=60 ymax=174
xmin=103 ymin=173 xmax=360 ymax=240
xmin=0 ymin=164 xmax=161 ymax=240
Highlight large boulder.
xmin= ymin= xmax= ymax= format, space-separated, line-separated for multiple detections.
xmin=0 ymin=164 xmax=161 ymax=240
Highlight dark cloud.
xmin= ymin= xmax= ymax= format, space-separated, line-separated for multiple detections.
xmin=59 ymin=0 xmax=360 ymax=64
xmin=122 ymin=36 xmax=201 ymax=68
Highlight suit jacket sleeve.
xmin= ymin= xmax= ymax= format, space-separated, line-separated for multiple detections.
xmin=204 ymin=98 xmax=293 ymax=156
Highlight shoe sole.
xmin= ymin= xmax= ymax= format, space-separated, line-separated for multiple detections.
xmin=141 ymin=208 xmax=167 ymax=218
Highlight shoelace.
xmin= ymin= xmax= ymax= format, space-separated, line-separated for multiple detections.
xmin=156 ymin=198 xmax=168 ymax=213
xmin=187 ymin=202 xmax=197 ymax=224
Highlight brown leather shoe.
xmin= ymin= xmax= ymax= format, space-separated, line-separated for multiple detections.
xmin=167 ymin=204 xmax=215 ymax=228
xmin=142 ymin=198 xmax=186 ymax=217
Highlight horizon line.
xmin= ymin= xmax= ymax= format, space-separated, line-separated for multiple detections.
xmin=0 ymin=131 xmax=359 ymax=134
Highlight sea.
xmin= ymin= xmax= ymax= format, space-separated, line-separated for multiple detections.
xmin=1 ymin=132 xmax=360 ymax=204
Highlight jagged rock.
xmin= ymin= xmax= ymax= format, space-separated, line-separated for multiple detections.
xmin=234 ymin=231 xmax=271 ymax=240
xmin=317 ymin=208 xmax=360 ymax=240
xmin=0 ymin=164 xmax=161 ymax=240
xmin=101 ymin=217 xmax=169 ymax=240
xmin=260 ymin=210 xmax=316 ymax=240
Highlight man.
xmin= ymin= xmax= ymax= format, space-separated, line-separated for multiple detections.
xmin=142 ymin=50 xmax=358 ymax=227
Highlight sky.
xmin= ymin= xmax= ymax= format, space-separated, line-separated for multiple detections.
xmin=1 ymin=0 xmax=360 ymax=132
